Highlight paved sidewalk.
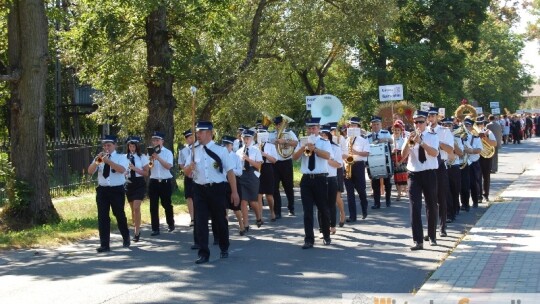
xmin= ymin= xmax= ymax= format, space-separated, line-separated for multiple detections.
xmin=419 ymin=155 xmax=540 ymax=295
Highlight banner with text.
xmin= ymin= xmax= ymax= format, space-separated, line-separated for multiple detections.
xmin=379 ymin=84 xmax=404 ymax=102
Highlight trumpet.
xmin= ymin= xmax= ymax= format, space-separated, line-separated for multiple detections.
xmin=147 ymin=145 xmax=161 ymax=169
xmin=304 ymin=146 xmax=313 ymax=157
xmin=94 ymin=152 xmax=109 ymax=165
xmin=408 ymin=130 xmax=417 ymax=147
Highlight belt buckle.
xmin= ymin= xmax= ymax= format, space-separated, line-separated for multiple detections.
xmin=158 ymin=179 xmax=162 ymax=183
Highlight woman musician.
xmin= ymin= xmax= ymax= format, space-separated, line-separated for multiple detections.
xmin=391 ymin=121 xmax=409 ymax=200
xmin=125 ymin=136 xmax=149 ymax=242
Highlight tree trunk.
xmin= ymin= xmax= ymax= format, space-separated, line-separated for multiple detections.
xmin=6 ymin=0 xmax=59 ymax=224
xmin=144 ymin=6 xmax=175 ymax=151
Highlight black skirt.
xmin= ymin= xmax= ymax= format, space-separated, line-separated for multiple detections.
xmin=258 ymin=163 xmax=275 ymax=195
xmin=238 ymin=167 xmax=260 ymax=201
xmin=184 ymin=176 xmax=194 ymax=199
xmin=226 ymin=178 xmax=242 ymax=211
xmin=126 ymin=176 xmax=146 ymax=201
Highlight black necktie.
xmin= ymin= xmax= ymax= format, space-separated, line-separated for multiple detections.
xmin=308 ymin=150 xmax=316 ymax=171
xmin=261 ymin=143 xmax=267 ymax=163
xmin=103 ymin=163 xmax=111 ymax=178
xmin=418 ymin=135 xmax=426 ymax=163
xmin=129 ymin=155 xmax=136 ymax=179
xmin=204 ymin=145 xmax=223 ymax=173
xmin=239 ymin=140 xmax=243 ymax=149
xmin=244 ymin=147 xmax=250 ymax=170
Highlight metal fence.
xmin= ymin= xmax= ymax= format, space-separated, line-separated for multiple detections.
xmin=0 ymin=136 xmax=139 ymax=204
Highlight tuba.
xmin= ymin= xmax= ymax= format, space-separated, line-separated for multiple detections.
xmin=276 ymin=114 xmax=295 ymax=158
xmin=472 ymin=125 xmax=496 ymax=159
xmin=451 ymin=124 xmax=469 ymax=169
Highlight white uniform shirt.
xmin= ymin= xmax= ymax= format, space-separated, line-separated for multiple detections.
xmin=403 ymin=130 xmax=439 ymax=172
xmin=127 ymin=153 xmax=149 ymax=178
xmin=327 ymin=144 xmax=342 ymax=177
xmin=392 ymin=136 xmax=406 ymax=152
xmin=342 ymin=136 xmax=370 ymax=162
xmin=260 ymin=142 xmax=278 ymax=163
xmin=149 ymin=146 xmax=173 ymax=180
xmin=463 ymin=132 xmax=483 ymax=164
xmin=95 ymin=151 xmax=130 ymax=186
xmin=430 ymin=124 xmax=454 ymax=161
xmin=452 ymin=135 xmax=464 ymax=166
xmin=295 ymin=136 xmax=332 ymax=174
xmin=366 ymin=129 xmax=393 ymax=144
xmin=269 ymin=130 xmax=299 ymax=161
xmin=228 ymin=151 xmax=243 ymax=177
xmin=178 ymin=144 xmax=193 ymax=168
xmin=185 ymin=140 xmax=232 ymax=185
xmin=236 ymin=143 xmax=263 ymax=171
xmin=233 ymin=138 xmax=244 ymax=152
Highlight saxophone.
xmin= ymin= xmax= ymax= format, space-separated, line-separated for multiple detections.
xmin=344 ymin=137 xmax=355 ymax=179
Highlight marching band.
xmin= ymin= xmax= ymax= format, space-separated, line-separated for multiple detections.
xmin=88 ymin=101 xmax=501 ymax=261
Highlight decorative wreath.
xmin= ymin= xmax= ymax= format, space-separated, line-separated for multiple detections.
xmin=454 ymin=103 xmax=477 ymax=121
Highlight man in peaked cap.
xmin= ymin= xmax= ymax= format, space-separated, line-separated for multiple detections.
xmin=401 ymin=111 xmax=439 ymax=250
xmin=270 ymin=115 xmax=299 ymax=218
xmin=366 ymin=115 xmax=393 ymax=209
xmin=292 ymin=117 xmax=333 ymax=249
xmin=476 ymin=115 xmax=497 ymax=203
xmin=88 ymin=135 xmax=131 ymax=253
xmin=184 ymin=120 xmax=240 ymax=264
xmin=148 ymin=131 xmax=175 ymax=236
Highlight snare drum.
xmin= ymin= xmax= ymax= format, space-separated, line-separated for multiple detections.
xmin=367 ymin=143 xmax=393 ymax=179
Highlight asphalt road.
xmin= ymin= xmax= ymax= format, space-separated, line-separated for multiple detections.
xmin=1 ymin=137 xmax=538 ymax=304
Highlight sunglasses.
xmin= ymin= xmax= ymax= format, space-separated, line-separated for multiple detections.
xmin=414 ymin=121 xmax=426 ymax=124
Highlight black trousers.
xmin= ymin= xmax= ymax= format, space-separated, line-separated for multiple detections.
xmin=435 ymin=160 xmax=448 ymax=232
xmin=469 ymin=160 xmax=481 ymax=207
xmin=370 ymin=176 xmax=391 ymax=207
xmin=193 ymin=182 xmax=229 ymax=258
xmin=460 ymin=164 xmax=471 ymax=209
xmin=96 ymin=185 xmax=130 ymax=248
xmin=479 ymin=156 xmax=492 ymax=199
xmin=318 ymin=176 xmax=338 ymax=228
xmin=408 ymin=170 xmax=437 ymax=244
xmin=148 ymin=178 xmax=175 ymax=232
xmin=344 ymin=161 xmax=369 ymax=220
xmin=273 ymin=159 xmax=295 ymax=215
xmin=300 ymin=175 xmax=330 ymax=243
xmin=447 ymin=165 xmax=461 ymax=219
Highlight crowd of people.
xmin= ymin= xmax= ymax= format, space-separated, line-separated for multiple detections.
xmin=88 ymin=108 xmax=537 ymax=262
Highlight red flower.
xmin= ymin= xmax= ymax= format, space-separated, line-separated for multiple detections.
xmin=461 ymin=98 xmax=468 ymax=105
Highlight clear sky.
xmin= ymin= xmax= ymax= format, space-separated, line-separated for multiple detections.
xmin=515 ymin=3 xmax=540 ymax=79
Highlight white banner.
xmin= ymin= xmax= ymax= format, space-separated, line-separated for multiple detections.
xmin=475 ymin=107 xmax=483 ymax=114
xmin=378 ymin=84 xmax=403 ymax=102
xmin=438 ymin=108 xmax=445 ymax=117
xmin=420 ymin=102 xmax=433 ymax=111
xmin=305 ymin=95 xmax=319 ymax=111
xmin=492 ymin=108 xmax=500 ymax=114
xmin=490 ymin=101 xmax=500 ymax=108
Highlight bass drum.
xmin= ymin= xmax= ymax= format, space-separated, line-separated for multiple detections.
xmin=367 ymin=144 xmax=393 ymax=179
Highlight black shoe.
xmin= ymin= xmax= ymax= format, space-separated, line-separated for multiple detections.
xmin=410 ymin=243 xmax=423 ymax=251
xmin=275 ymin=214 xmax=282 ymax=219
xmin=270 ymin=217 xmax=276 ymax=222
xmin=484 ymin=196 xmax=490 ymax=202
xmin=150 ymin=230 xmax=160 ymax=236
xmin=167 ymin=225 xmax=175 ymax=232
xmin=430 ymin=239 xmax=437 ymax=246
xmin=245 ymin=226 xmax=250 ymax=232
xmin=440 ymin=231 xmax=447 ymax=237
xmin=132 ymin=234 xmax=140 ymax=242
xmin=220 ymin=251 xmax=228 ymax=259
xmin=338 ymin=221 xmax=344 ymax=227
xmin=256 ymin=219 xmax=263 ymax=228
xmin=362 ymin=214 xmax=367 ymax=219
xmin=288 ymin=211 xmax=295 ymax=216
xmin=323 ymin=237 xmax=331 ymax=245
xmin=195 ymin=256 xmax=209 ymax=264
xmin=446 ymin=218 xmax=454 ymax=223
xmin=386 ymin=203 xmax=391 ymax=207
xmin=190 ymin=244 xmax=200 ymax=250
xmin=345 ymin=217 xmax=356 ymax=223
xmin=371 ymin=205 xmax=380 ymax=209
xmin=96 ymin=247 xmax=110 ymax=253
xmin=239 ymin=230 xmax=245 ymax=236
xmin=424 ymin=235 xmax=429 ymax=242
xmin=189 ymin=220 xmax=194 ymax=227
xmin=123 ymin=239 xmax=131 ymax=248
xmin=301 ymin=242 xmax=314 ymax=249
